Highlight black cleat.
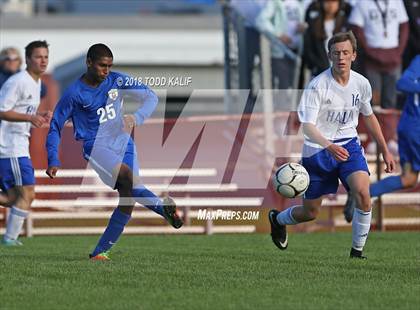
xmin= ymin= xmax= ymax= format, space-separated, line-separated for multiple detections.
xmin=350 ymin=248 xmax=367 ymax=259
xmin=268 ymin=209 xmax=288 ymax=250
xmin=162 ymin=196 xmax=183 ymax=229
xmin=343 ymin=193 xmax=356 ymax=223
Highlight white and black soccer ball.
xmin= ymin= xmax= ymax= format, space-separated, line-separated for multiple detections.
xmin=273 ymin=163 xmax=310 ymax=198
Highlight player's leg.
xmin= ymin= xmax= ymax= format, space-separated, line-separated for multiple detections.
xmin=122 ymin=142 xmax=183 ymax=228
xmin=1 ymin=157 xmax=35 ymax=245
xmin=370 ymin=164 xmax=417 ymax=198
xmin=370 ymin=123 xmax=419 ymax=195
xmin=269 ymin=144 xmax=339 ymax=250
xmin=269 ymin=197 xmax=323 ymax=250
xmin=346 ymin=171 xmax=371 ymax=259
xmin=344 ymin=129 xmax=419 ymax=221
xmin=2 ymin=185 xmax=34 ymax=245
xmin=90 ymin=181 xmax=135 ymax=260
xmin=0 ymin=191 xmax=12 ymax=206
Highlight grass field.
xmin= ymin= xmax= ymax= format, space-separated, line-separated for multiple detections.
xmin=0 ymin=232 xmax=419 ymax=310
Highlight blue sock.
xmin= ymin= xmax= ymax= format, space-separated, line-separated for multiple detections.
xmin=370 ymin=176 xmax=403 ymax=198
xmin=131 ymin=185 xmax=164 ymax=216
xmin=91 ymin=208 xmax=131 ymax=257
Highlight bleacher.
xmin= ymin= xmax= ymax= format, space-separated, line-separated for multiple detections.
xmin=0 ymin=168 xmax=262 ymax=237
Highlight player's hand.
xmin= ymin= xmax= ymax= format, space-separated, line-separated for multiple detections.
xmin=326 ymin=144 xmax=349 ymax=162
xmin=382 ymin=151 xmax=395 ymax=173
xmin=37 ymin=110 xmax=52 ymax=124
xmin=46 ymin=166 xmax=59 ymax=179
xmin=123 ymin=114 xmax=136 ymax=133
xmin=30 ymin=115 xmax=46 ymax=128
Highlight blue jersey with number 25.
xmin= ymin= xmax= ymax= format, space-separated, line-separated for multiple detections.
xmin=46 ymin=71 xmax=158 ymax=167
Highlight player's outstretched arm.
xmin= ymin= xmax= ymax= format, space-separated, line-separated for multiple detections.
xmin=302 ymin=123 xmax=349 ymax=162
xmin=363 ymin=113 xmax=395 ymax=173
xmin=120 ymin=74 xmax=158 ymax=126
xmin=45 ymin=93 xmax=74 ymax=171
xmin=0 ymin=110 xmax=47 ymax=128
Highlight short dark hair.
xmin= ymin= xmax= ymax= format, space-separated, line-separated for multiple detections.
xmin=327 ymin=31 xmax=357 ymax=52
xmin=87 ymin=43 xmax=113 ymax=62
xmin=25 ymin=40 xmax=49 ymax=58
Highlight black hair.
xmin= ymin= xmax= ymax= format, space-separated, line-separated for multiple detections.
xmin=25 ymin=40 xmax=49 ymax=58
xmin=86 ymin=43 xmax=113 ymax=62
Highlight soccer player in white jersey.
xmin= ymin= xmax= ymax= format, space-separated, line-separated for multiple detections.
xmin=0 ymin=41 xmax=51 ymax=246
xmin=268 ymin=31 xmax=395 ymax=259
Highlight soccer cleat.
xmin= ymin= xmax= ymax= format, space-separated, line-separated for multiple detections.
xmin=268 ymin=209 xmax=288 ymax=250
xmin=343 ymin=193 xmax=356 ymax=223
xmin=1 ymin=238 xmax=23 ymax=246
xmin=162 ymin=196 xmax=183 ymax=229
xmin=89 ymin=251 xmax=111 ymax=261
xmin=350 ymin=248 xmax=367 ymax=259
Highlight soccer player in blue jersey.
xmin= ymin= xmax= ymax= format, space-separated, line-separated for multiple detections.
xmin=268 ymin=31 xmax=395 ymax=259
xmin=45 ymin=44 xmax=183 ymax=260
xmin=344 ymin=55 xmax=420 ymax=222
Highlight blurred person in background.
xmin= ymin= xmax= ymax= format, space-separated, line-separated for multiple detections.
xmin=349 ymin=0 xmax=409 ymax=154
xmin=0 ymin=47 xmax=47 ymax=98
xmin=349 ymin=0 xmax=409 ymax=109
xmin=304 ymin=0 xmax=351 ymax=77
xmin=344 ymin=55 xmax=420 ymax=222
xmin=0 ymin=48 xmax=22 ymax=89
xmin=402 ymin=0 xmax=420 ymax=69
xmin=230 ymin=0 xmax=268 ymax=95
xmin=256 ymin=0 xmax=306 ymax=89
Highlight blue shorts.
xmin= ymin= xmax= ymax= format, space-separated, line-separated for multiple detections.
xmin=301 ymin=138 xmax=369 ymax=200
xmin=397 ymin=120 xmax=420 ymax=172
xmin=0 ymin=157 xmax=35 ymax=191
xmin=83 ymin=135 xmax=140 ymax=189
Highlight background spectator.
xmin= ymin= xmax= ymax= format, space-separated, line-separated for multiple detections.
xmin=349 ymin=0 xmax=409 ymax=109
xmin=230 ymin=0 xmax=267 ymax=94
xmin=402 ymin=0 xmax=420 ymax=69
xmin=304 ymin=0 xmax=351 ymax=76
xmin=0 ymin=47 xmax=22 ymax=89
xmin=0 ymin=46 xmax=47 ymax=98
xmin=349 ymin=0 xmax=409 ymax=153
xmin=256 ymin=0 xmax=306 ymax=89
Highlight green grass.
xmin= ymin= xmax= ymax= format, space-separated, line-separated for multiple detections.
xmin=0 ymin=232 xmax=419 ymax=310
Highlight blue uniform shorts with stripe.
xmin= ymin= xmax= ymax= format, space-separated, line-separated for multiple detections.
xmin=82 ymin=134 xmax=140 ymax=189
xmin=0 ymin=157 xmax=35 ymax=191
xmin=301 ymin=138 xmax=369 ymax=200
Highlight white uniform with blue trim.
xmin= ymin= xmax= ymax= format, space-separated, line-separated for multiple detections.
xmin=298 ymin=69 xmax=373 ymax=199
xmin=298 ymin=69 xmax=373 ymax=146
xmin=0 ymin=70 xmax=41 ymax=158
xmin=0 ymin=70 xmax=40 ymax=190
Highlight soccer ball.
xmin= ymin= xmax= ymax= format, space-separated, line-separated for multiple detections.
xmin=273 ymin=163 xmax=310 ymax=198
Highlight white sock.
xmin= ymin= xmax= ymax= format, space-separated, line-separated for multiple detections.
xmin=276 ymin=206 xmax=299 ymax=225
xmin=4 ymin=206 xmax=28 ymax=241
xmin=352 ymin=208 xmax=372 ymax=251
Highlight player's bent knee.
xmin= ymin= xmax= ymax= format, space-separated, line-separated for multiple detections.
xmin=117 ymin=166 xmax=134 ymax=190
xmin=356 ymin=190 xmax=371 ymax=212
xmin=401 ymin=173 xmax=418 ymax=188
